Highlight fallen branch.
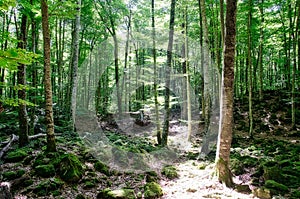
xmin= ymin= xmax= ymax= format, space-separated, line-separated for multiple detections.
xmin=0 ymin=133 xmax=47 ymax=160
xmin=0 ymin=134 xmax=18 ymax=159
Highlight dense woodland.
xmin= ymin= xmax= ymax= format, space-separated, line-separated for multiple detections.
xmin=0 ymin=0 xmax=299 ymax=198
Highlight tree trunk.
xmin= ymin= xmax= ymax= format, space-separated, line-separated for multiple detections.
xmin=41 ymin=0 xmax=56 ymax=152
xmin=70 ymin=0 xmax=81 ymax=131
xmin=162 ymin=0 xmax=176 ymax=146
xmin=258 ymin=0 xmax=264 ymax=101
xmin=215 ymin=0 xmax=237 ymax=188
xmin=248 ymin=0 xmax=254 ymax=138
xmin=17 ymin=13 xmax=29 ymax=147
xmin=151 ymin=0 xmax=162 ymax=145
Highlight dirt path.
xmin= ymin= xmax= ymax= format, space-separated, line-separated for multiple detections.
xmin=160 ymin=159 xmax=259 ymax=199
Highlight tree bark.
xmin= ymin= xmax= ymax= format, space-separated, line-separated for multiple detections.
xmin=41 ymin=0 xmax=57 ymax=152
xmin=17 ymin=13 xmax=29 ymax=147
xmin=71 ymin=0 xmax=81 ymax=131
xmin=162 ymin=0 xmax=176 ymax=146
xmin=248 ymin=0 xmax=254 ymax=138
xmin=215 ymin=0 xmax=237 ymax=188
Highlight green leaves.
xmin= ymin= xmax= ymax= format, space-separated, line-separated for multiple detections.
xmin=0 ymin=48 xmax=40 ymax=70
xmin=0 ymin=0 xmax=16 ymax=11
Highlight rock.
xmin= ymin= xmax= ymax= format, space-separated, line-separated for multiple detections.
xmin=97 ymin=188 xmax=135 ymax=199
xmin=94 ymin=160 xmax=110 ymax=176
xmin=235 ymin=184 xmax=251 ymax=193
xmin=161 ymin=165 xmax=178 ymax=179
xmin=33 ymin=178 xmax=63 ymax=196
xmin=253 ymin=187 xmax=271 ymax=199
xmin=145 ymin=170 xmax=159 ymax=182
xmin=144 ymin=182 xmax=163 ymax=199
xmin=34 ymin=164 xmax=55 ymax=178
xmin=0 ymin=182 xmax=12 ymax=199
xmin=58 ymin=153 xmax=84 ymax=183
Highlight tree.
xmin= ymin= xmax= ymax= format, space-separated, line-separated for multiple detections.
xmin=247 ymin=0 xmax=254 ymax=138
xmin=17 ymin=11 xmax=29 ymax=147
xmin=162 ymin=0 xmax=176 ymax=146
xmin=70 ymin=0 xmax=81 ymax=131
xmin=41 ymin=0 xmax=56 ymax=152
xmin=151 ymin=0 xmax=162 ymax=145
xmin=215 ymin=0 xmax=237 ymax=188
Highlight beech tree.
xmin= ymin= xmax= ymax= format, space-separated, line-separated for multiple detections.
xmin=215 ymin=0 xmax=237 ymax=187
xmin=41 ymin=0 xmax=56 ymax=152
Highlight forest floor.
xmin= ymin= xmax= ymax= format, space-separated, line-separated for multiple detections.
xmin=0 ymin=90 xmax=300 ymax=199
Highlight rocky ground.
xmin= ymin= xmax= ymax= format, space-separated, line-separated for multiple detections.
xmin=0 ymin=90 xmax=300 ymax=199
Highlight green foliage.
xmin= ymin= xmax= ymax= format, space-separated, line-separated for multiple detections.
xmin=0 ymin=0 xmax=16 ymax=11
xmin=0 ymin=48 xmax=39 ymax=70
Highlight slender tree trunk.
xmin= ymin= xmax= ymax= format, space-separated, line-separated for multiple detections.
xmin=258 ymin=0 xmax=264 ymax=101
xmin=41 ymin=0 xmax=56 ymax=152
xmin=17 ymin=13 xmax=29 ymax=147
xmin=151 ymin=0 xmax=162 ymax=145
xmin=70 ymin=0 xmax=81 ymax=131
xmin=199 ymin=0 xmax=212 ymax=137
xmin=162 ymin=0 xmax=176 ymax=146
xmin=248 ymin=0 xmax=254 ymax=138
xmin=215 ymin=0 xmax=237 ymax=188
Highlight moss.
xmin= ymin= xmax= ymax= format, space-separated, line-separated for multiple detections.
xmin=161 ymin=165 xmax=178 ymax=179
xmin=5 ymin=148 xmax=28 ymax=162
xmin=76 ymin=194 xmax=87 ymax=199
xmin=265 ymin=180 xmax=288 ymax=195
xmin=33 ymin=178 xmax=63 ymax=196
xmin=216 ymin=158 xmax=234 ymax=187
xmin=145 ymin=171 xmax=159 ymax=182
xmin=84 ymin=181 xmax=96 ymax=189
xmin=230 ymin=158 xmax=244 ymax=175
xmin=94 ymin=161 xmax=110 ymax=176
xmin=58 ymin=153 xmax=84 ymax=183
xmin=52 ymin=190 xmax=61 ymax=197
xmin=144 ymin=182 xmax=163 ymax=199
xmin=291 ymin=190 xmax=300 ymax=199
xmin=34 ymin=164 xmax=55 ymax=177
xmin=2 ymin=169 xmax=25 ymax=180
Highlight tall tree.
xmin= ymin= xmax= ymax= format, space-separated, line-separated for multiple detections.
xmin=70 ymin=0 xmax=81 ymax=131
xmin=17 ymin=11 xmax=29 ymax=147
xmin=162 ymin=0 xmax=176 ymax=146
xmin=151 ymin=0 xmax=162 ymax=145
xmin=41 ymin=0 xmax=56 ymax=152
xmin=215 ymin=0 xmax=237 ymax=188
xmin=247 ymin=0 xmax=254 ymax=138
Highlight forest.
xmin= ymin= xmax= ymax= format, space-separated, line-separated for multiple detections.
xmin=0 ymin=0 xmax=299 ymax=198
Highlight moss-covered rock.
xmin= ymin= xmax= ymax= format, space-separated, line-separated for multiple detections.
xmin=263 ymin=165 xmax=283 ymax=182
xmin=145 ymin=172 xmax=159 ymax=183
xmin=76 ymin=194 xmax=87 ymax=199
xmin=5 ymin=148 xmax=28 ymax=162
xmin=94 ymin=160 xmax=110 ymax=176
xmin=97 ymin=188 xmax=135 ymax=199
xmin=161 ymin=165 xmax=178 ymax=179
xmin=33 ymin=178 xmax=64 ymax=196
xmin=265 ymin=180 xmax=288 ymax=195
xmin=144 ymin=182 xmax=163 ymax=199
xmin=58 ymin=153 xmax=84 ymax=183
xmin=34 ymin=164 xmax=55 ymax=178
xmin=2 ymin=169 xmax=25 ymax=180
